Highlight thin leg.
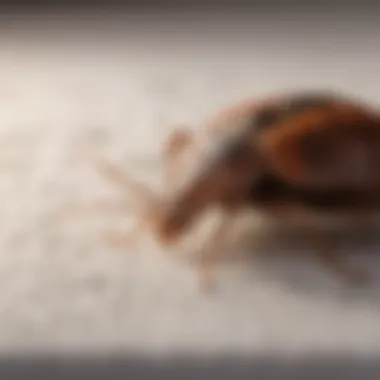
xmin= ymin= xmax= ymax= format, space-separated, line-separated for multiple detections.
xmin=310 ymin=229 xmax=370 ymax=286
xmin=164 ymin=128 xmax=194 ymax=158
xmin=53 ymin=154 xmax=157 ymax=246
xmin=198 ymin=212 xmax=235 ymax=292
xmin=163 ymin=128 xmax=195 ymax=192
xmin=89 ymin=155 xmax=157 ymax=204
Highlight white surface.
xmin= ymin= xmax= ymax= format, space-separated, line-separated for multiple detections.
xmin=0 ymin=10 xmax=380 ymax=356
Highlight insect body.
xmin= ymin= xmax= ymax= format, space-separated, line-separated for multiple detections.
xmin=57 ymin=91 xmax=380 ymax=290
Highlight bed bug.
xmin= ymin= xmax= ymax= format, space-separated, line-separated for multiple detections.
xmin=55 ymin=90 xmax=380 ymax=290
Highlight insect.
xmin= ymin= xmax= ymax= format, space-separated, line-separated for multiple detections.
xmin=55 ymin=90 xmax=380 ymax=290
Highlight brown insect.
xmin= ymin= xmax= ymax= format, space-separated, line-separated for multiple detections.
xmin=56 ymin=90 xmax=380 ymax=290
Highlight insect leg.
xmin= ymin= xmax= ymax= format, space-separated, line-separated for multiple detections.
xmin=163 ymin=128 xmax=196 ymax=192
xmin=53 ymin=151 xmax=156 ymax=223
xmin=57 ymin=151 xmax=162 ymax=248
xmin=164 ymin=128 xmax=195 ymax=158
xmin=89 ymin=155 xmax=157 ymax=203
xmin=310 ymin=229 xmax=370 ymax=286
xmin=198 ymin=212 xmax=235 ymax=292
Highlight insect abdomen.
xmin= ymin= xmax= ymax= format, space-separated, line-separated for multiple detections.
xmin=252 ymin=92 xmax=338 ymax=134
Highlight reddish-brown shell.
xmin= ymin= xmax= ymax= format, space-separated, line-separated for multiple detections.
xmin=203 ymin=91 xmax=380 ymax=192
xmin=261 ymin=100 xmax=380 ymax=191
